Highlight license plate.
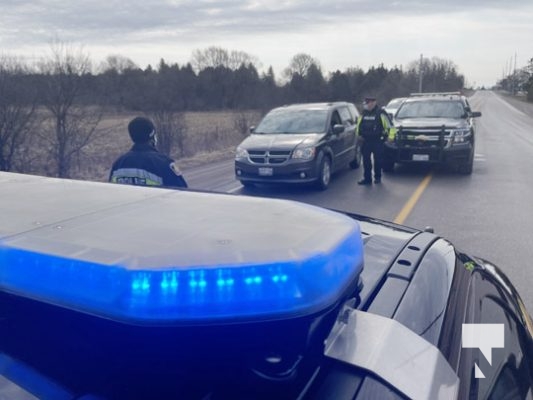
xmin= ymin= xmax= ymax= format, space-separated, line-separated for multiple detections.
xmin=412 ymin=154 xmax=429 ymax=161
xmin=258 ymin=167 xmax=273 ymax=176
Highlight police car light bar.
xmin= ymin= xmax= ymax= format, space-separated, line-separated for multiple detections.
xmin=0 ymin=172 xmax=364 ymax=325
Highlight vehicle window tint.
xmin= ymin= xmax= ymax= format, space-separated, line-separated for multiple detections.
xmin=347 ymin=104 xmax=360 ymax=120
xmin=338 ymin=107 xmax=353 ymax=125
xmin=463 ymin=98 xmax=472 ymax=112
xmin=480 ymin=296 xmax=530 ymax=400
xmin=331 ymin=110 xmax=342 ymax=128
xmin=460 ymin=272 xmax=533 ymax=400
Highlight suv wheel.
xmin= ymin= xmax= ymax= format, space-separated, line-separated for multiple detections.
xmin=316 ymin=156 xmax=331 ymax=190
xmin=457 ymin=153 xmax=474 ymax=175
xmin=349 ymin=145 xmax=362 ymax=169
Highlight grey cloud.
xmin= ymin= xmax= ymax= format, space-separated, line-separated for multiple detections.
xmin=0 ymin=0 xmax=530 ymax=48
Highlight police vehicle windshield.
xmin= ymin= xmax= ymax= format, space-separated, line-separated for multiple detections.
xmin=385 ymin=98 xmax=405 ymax=109
xmin=396 ymin=100 xmax=465 ymax=119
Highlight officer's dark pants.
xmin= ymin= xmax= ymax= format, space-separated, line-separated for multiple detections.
xmin=362 ymin=140 xmax=384 ymax=181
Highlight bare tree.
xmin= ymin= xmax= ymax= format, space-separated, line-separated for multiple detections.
xmin=38 ymin=42 xmax=104 ymax=178
xmin=283 ymin=53 xmax=321 ymax=81
xmin=0 ymin=56 xmax=38 ymax=172
xmin=526 ymin=57 xmax=533 ymax=101
xmin=191 ymin=46 xmax=259 ymax=72
xmin=406 ymin=56 xmax=464 ymax=93
xmin=98 ymin=54 xmax=138 ymax=74
xmin=191 ymin=47 xmax=228 ymax=72
xmin=98 ymin=54 xmax=139 ymax=110
xmin=227 ymin=50 xmax=261 ymax=71
xmin=233 ymin=110 xmax=261 ymax=138
xmin=150 ymin=111 xmax=187 ymax=158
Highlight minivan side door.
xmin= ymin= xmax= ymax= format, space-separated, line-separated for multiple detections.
xmin=337 ymin=106 xmax=357 ymax=167
xmin=328 ymin=110 xmax=346 ymax=171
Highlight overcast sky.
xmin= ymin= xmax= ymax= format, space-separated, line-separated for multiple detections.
xmin=2 ymin=1 xmax=533 ymax=88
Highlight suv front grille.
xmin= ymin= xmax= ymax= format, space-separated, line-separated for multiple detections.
xmin=398 ymin=129 xmax=451 ymax=149
xmin=248 ymin=150 xmax=292 ymax=165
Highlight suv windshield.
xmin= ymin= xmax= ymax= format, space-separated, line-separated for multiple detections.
xmin=386 ymin=98 xmax=405 ymax=108
xmin=396 ymin=100 xmax=465 ymax=119
xmin=255 ymin=109 xmax=328 ymax=134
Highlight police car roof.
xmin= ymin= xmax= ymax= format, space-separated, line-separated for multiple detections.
xmin=2 ymin=172 xmax=457 ymax=400
xmin=276 ymin=102 xmax=353 ymax=111
xmin=0 ymin=172 xmax=363 ymax=324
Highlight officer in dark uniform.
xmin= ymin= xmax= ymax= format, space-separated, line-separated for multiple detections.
xmin=356 ymin=96 xmax=394 ymax=185
xmin=109 ymin=116 xmax=188 ymax=188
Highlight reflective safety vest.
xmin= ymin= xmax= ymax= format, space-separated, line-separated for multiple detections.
xmin=357 ymin=108 xmax=396 ymax=141
xmin=109 ymin=143 xmax=188 ymax=189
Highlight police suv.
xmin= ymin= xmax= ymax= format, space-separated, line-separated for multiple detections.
xmin=384 ymin=92 xmax=482 ymax=174
xmin=0 ymin=172 xmax=532 ymax=399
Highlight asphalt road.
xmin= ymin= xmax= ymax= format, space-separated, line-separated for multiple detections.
xmin=185 ymin=91 xmax=533 ymax=315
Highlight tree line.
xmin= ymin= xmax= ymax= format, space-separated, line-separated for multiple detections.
xmin=79 ymin=50 xmax=467 ymax=111
xmin=498 ymin=56 xmax=533 ymax=101
xmin=1 ymin=44 xmax=466 ymax=178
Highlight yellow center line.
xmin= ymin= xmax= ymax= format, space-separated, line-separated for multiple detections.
xmin=394 ymin=173 xmax=433 ymax=225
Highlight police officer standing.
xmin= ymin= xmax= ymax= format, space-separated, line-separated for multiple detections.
xmin=356 ymin=96 xmax=394 ymax=185
xmin=109 ymin=116 xmax=188 ymax=189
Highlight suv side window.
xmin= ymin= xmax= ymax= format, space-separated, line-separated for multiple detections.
xmin=463 ymin=97 xmax=472 ymax=113
xmin=338 ymin=107 xmax=354 ymax=125
xmin=347 ymin=103 xmax=360 ymax=121
xmin=330 ymin=110 xmax=342 ymax=131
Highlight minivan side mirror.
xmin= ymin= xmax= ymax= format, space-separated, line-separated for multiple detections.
xmin=249 ymin=126 xmax=256 ymax=133
xmin=471 ymin=111 xmax=482 ymax=118
xmin=333 ymin=124 xmax=345 ymax=135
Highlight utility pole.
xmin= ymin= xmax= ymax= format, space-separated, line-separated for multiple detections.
xmin=513 ymin=52 xmax=517 ymax=94
xmin=418 ymin=54 xmax=423 ymax=93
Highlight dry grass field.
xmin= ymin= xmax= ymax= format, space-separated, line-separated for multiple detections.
xmin=68 ymin=110 xmax=262 ymax=182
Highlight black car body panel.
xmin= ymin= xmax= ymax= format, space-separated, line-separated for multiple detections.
xmin=0 ymin=172 xmax=532 ymax=399
xmin=449 ymin=256 xmax=533 ymax=400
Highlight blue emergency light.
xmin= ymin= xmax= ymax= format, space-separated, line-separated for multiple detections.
xmin=0 ymin=172 xmax=364 ymax=324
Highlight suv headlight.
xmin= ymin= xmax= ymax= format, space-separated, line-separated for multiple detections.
xmin=451 ymin=129 xmax=471 ymax=144
xmin=235 ymin=147 xmax=249 ymax=160
xmin=292 ymin=147 xmax=316 ymax=160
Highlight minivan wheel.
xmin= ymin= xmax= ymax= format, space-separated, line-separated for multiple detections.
xmin=316 ymin=156 xmax=331 ymax=190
